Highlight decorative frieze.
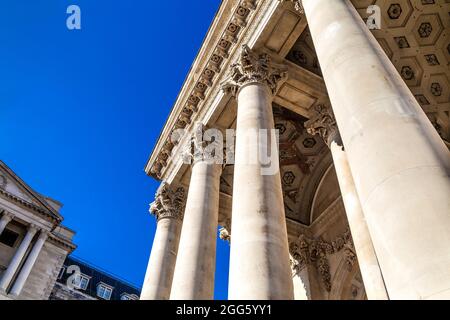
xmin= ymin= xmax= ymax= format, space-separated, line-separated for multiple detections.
xmin=304 ymin=104 xmax=340 ymax=148
xmin=149 ymin=183 xmax=186 ymax=221
xmin=221 ymin=45 xmax=288 ymax=97
xmin=289 ymin=229 xmax=356 ymax=292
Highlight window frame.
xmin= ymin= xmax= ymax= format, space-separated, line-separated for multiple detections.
xmin=120 ymin=293 xmax=138 ymax=300
xmin=97 ymin=283 xmax=114 ymax=300
xmin=73 ymin=273 xmax=90 ymax=290
xmin=0 ymin=229 xmax=20 ymax=248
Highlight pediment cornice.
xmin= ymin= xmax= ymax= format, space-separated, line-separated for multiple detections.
xmin=0 ymin=160 xmax=62 ymax=223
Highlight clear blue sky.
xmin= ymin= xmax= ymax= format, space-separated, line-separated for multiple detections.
xmin=0 ymin=0 xmax=230 ymax=299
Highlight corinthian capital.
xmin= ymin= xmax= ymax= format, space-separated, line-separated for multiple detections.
xmin=181 ymin=123 xmax=225 ymax=165
xmin=304 ymin=104 xmax=340 ymax=148
xmin=149 ymin=183 xmax=186 ymax=221
xmin=221 ymin=45 xmax=288 ymax=97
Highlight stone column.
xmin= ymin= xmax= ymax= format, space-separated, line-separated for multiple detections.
xmin=170 ymin=136 xmax=222 ymax=300
xmin=140 ymin=183 xmax=186 ymax=300
xmin=303 ymin=0 xmax=450 ymax=299
xmin=306 ymin=105 xmax=388 ymax=300
xmin=0 ymin=212 xmax=13 ymax=236
xmin=0 ymin=224 xmax=38 ymax=293
xmin=222 ymin=45 xmax=294 ymax=300
xmin=9 ymin=231 xmax=48 ymax=296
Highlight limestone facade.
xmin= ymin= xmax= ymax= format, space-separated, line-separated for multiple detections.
xmin=0 ymin=161 xmax=76 ymax=300
xmin=142 ymin=0 xmax=450 ymax=300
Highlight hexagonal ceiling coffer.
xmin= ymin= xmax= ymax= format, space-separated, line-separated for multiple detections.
xmin=426 ymin=74 xmax=449 ymax=104
xmin=282 ymin=171 xmax=296 ymax=186
xmin=382 ymin=0 xmax=413 ymax=28
xmin=413 ymin=14 xmax=444 ymax=46
xmin=295 ymin=131 xmax=324 ymax=157
xmin=388 ymin=3 xmax=402 ymax=19
xmin=397 ymin=56 xmax=423 ymax=87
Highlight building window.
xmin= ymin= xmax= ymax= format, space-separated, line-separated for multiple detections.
xmin=0 ymin=229 xmax=19 ymax=247
xmin=121 ymin=293 xmax=138 ymax=300
xmin=97 ymin=283 xmax=113 ymax=300
xmin=73 ymin=274 xmax=90 ymax=290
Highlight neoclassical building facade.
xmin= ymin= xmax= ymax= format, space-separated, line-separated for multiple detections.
xmin=141 ymin=0 xmax=450 ymax=300
xmin=0 ymin=161 xmax=76 ymax=300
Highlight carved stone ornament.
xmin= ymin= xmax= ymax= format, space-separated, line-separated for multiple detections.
xmin=289 ymin=229 xmax=357 ymax=292
xmin=221 ymin=45 xmax=288 ymax=97
xmin=149 ymin=183 xmax=186 ymax=221
xmin=304 ymin=104 xmax=340 ymax=148
xmin=181 ymin=123 xmax=224 ymax=165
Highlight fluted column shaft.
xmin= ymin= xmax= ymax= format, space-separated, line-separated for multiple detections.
xmin=141 ymin=183 xmax=185 ymax=300
xmin=230 ymin=83 xmax=293 ymax=299
xmin=10 ymin=231 xmax=48 ymax=296
xmin=223 ymin=46 xmax=294 ymax=299
xmin=0 ymin=212 xmax=13 ymax=236
xmin=303 ymin=0 xmax=450 ymax=299
xmin=330 ymin=140 xmax=388 ymax=300
xmin=306 ymin=106 xmax=388 ymax=300
xmin=0 ymin=225 xmax=37 ymax=292
xmin=170 ymin=160 xmax=221 ymax=300
xmin=141 ymin=217 xmax=182 ymax=300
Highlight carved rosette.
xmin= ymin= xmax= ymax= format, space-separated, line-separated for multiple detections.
xmin=304 ymin=104 xmax=340 ymax=148
xmin=221 ymin=45 xmax=288 ymax=97
xmin=289 ymin=229 xmax=357 ymax=292
xmin=149 ymin=183 xmax=186 ymax=222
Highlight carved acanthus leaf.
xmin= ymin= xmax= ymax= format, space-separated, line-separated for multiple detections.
xmin=289 ymin=229 xmax=356 ymax=292
xmin=304 ymin=104 xmax=340 ymax=147
xmin=181 ymin=123 xmax=225 ymax=165
xmin=149 ymin=183 xmax=186 ymax=221
xmin=221 ymin=45 xmax=288 ymax=97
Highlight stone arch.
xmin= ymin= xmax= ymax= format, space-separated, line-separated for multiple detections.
xmin=328 ymin=255 xmax=366 ymax=300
